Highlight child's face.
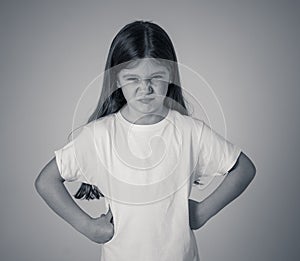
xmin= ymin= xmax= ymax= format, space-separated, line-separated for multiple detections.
xmin=117 ymin=58 xmax=170 ymax=115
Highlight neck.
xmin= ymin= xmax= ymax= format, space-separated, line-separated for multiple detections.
xmin=120 ymin=105 xmax=169 ymax=125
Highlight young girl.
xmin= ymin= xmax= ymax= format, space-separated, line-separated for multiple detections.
xmin=35 ymin=20 xmax=256 ymax=261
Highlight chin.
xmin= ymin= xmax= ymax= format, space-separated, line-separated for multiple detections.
xmin=133 ymin=103 xmax=160 ymax=114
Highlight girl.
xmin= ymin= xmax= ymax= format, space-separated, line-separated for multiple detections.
xmin=35 ymin=20 xmax=256 ymax=261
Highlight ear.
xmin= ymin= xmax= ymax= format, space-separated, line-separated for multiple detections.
xmin=116 ymin=80 xmax=121 ymax=88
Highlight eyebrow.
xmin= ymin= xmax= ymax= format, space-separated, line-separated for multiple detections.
xmin=122 ymin=71 xmax=167 ymax=78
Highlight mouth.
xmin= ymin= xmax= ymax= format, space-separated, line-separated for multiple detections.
xmin=137 ymin=97 xmax=155 ymax=103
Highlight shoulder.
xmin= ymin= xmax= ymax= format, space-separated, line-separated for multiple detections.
xmin=84 ymin=113 xmax=116 ymax=133
xmin=170 ymin=109 xmax=204 ymax=131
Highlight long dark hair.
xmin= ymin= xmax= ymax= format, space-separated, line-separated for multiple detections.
xmin=73 ymin=20 xmax=190 ymax=200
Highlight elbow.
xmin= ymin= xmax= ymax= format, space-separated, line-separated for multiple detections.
xmin=34 ymin=173 xmax=46 ymax=195
xmin=34 ymin=170 xmax=55 ymax=196
xmin=248 ymin=160 xmax=256 ymax=182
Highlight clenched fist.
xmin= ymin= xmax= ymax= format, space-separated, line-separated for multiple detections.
xmin=85 ymin=206 xmax=115 ymax=244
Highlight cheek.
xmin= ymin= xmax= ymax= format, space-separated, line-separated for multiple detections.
xmin=156 ymin=86 xmax=169 ymax=97
xmin=121 ymin=88 xmax=134 ymax=102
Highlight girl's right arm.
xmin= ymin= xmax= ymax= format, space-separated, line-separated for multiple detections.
xmin=34 ymin=156 xmax=114 ymax=244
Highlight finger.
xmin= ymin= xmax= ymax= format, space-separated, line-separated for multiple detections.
xmin=105 ymin=206 xmax=113 ymax=220
xmin=106 ymin=205 xmax=112 ymax=215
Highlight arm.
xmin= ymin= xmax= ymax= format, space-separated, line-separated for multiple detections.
xmin=34 ymin=156 xmax=114 ymax=244
xmin=189 ymin=151 xmax=256 ymax=230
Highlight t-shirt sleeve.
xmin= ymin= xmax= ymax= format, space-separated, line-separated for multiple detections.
xmin=193 ymin=120 xmax=242 ymax=189
xmin=54 ymin=126 xmax=91 ymax=183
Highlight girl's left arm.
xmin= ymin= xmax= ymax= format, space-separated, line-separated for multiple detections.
xmin=189 ymin=151 xmax=256 ymax=230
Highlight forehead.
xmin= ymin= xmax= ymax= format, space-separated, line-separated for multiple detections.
xmin=118 ymin=58 xmax=170 ymax=78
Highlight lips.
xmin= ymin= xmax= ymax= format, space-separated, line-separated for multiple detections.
xmin=137 ymin=97 xmax=155 ymax=103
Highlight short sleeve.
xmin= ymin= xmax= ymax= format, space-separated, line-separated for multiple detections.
xmin=54 ymin=126 xmax=91 ymax=183
xmin=193 ymin=120 xmax=242 ymax=188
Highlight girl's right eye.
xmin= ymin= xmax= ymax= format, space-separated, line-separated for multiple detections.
xmin=126 ymin=78 xmax=139 ymax=82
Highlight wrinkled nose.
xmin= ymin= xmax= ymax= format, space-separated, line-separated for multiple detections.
xmin=139 ymin=79 xmax=153 ymax=93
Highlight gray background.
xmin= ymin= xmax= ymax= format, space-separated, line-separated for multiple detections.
xmin=1 ymin=0 xmax=299 ymax=260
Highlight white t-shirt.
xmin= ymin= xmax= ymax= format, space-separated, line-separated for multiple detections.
xmin=54 ymin=108 xmax=242 ymax=261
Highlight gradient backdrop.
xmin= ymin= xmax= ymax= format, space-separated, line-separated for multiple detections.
xmin=1 ymin=0 xmax=299 ymax=260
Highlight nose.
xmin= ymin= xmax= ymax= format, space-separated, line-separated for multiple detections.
xmin=139 ymin=79 xmax=153 ymax=93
